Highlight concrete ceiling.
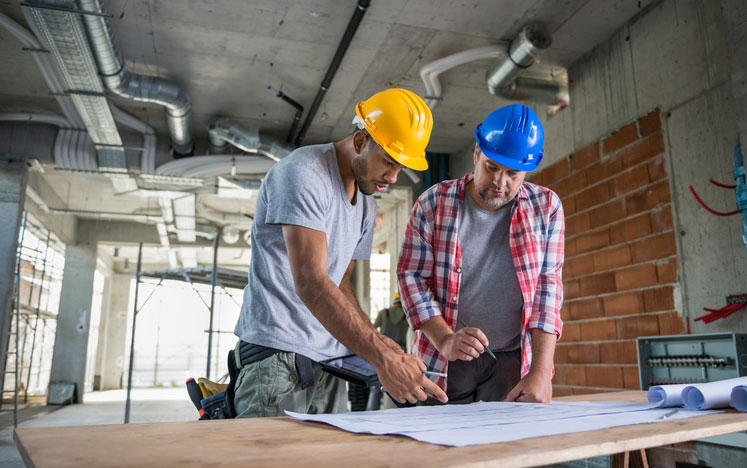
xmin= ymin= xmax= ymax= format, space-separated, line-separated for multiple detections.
xmin=0 ymin=0 xmax=655 ymax=267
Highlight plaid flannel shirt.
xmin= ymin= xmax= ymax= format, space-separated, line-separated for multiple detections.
xmin=397 ymin=172 xmax=564 ymax=391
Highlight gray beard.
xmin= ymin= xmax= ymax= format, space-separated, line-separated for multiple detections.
xmin=478 ymin=188 xmax=510 ymax=209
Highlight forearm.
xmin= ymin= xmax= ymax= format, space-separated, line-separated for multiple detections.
xmin=298 ymin=274 xmax=389 ymax=367
xmin=528 ymin=328 xmax=556 ymax=375
xmin=418 ymin=315 xmax=453 ymax=352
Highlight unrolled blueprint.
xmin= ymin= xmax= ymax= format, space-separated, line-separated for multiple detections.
xmin=286 ymin=400 xmax=720 ymax=447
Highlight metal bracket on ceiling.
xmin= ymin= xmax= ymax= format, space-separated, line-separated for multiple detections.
xmin=20 ymin=1 xmax=114 ymax=18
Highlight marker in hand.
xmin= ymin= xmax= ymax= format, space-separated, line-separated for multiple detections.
xmin=458 ymin=319 xmax=496 ymax=360
xmin=422 ymin=370 xmax=448 ymax=378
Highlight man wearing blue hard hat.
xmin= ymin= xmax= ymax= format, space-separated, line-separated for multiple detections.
xmin=397 ymin=104 xmax=564 ymax=404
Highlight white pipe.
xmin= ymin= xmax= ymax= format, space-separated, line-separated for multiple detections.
xmin=0 ymin=113 xmax=70 ymax=128
xmin=419 ymin=45 xmax=505 ymax=109
xmin=156 ymin=155 xmax=275 ymax=177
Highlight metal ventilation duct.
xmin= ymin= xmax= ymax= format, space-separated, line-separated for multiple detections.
xmin=208 ymin=118 xmax=294 ymax=162
xmin=24 ymin=0 xmax=127 ymax=171
xmin=486 ymin=22 xmax=566 ymax=106
xmin=77 ymin=0 xmax=194 ymax=156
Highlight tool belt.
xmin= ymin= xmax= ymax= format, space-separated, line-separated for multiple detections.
xmin=237 ymin=341 xmax=315 ymax=390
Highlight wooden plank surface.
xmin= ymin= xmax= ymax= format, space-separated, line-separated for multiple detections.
xmin=14 ymin=391 xmax=747 ymax=468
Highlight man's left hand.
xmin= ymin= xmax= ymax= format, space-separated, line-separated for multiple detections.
xmin=504 ymin=371 xmax=552 ymax=403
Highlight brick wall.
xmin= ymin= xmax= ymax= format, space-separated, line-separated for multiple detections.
xmin=529 ymin=109 xmax=684 ymax=396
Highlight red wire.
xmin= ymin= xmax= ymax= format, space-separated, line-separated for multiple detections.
xmin=689 ymin=186 xmax=738 ymax=216
xmin=709 ymin=179 xmax=737 ymax=189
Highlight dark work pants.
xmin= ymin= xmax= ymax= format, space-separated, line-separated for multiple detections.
xmin=421 ymin=348 xmax=522 ymax=405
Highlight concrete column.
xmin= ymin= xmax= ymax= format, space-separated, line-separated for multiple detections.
xmin=48 ymin=241 xmax=97 ymax=403
xmin=722 ymin=0 xmax=747 ymax=147
xmin=97 ymin=275 xmax=132 ymax=390
xmin=0 ymin=161 xmax=28 ymax=390
xmin=353 ymin=260 xmax=371 ymax=317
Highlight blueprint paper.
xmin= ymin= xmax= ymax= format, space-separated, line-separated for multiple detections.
xmin=682 ymin=377 xmax=747 ymax=410
xmin=647 ymin=384 xmax=689 ymax=407
xmin=286 ymin=401 xmax=720 ymax=447
xmin=729 ymin=386 xmax=747 ymax=412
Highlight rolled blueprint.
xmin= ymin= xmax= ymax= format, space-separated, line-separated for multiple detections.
xmin=730 ymin=385 xmax=747 ymax=412
xmin=647 ymin=384 xmax=689 ymax=407
xmin=682 ymin=376 xmax=747 ymax=410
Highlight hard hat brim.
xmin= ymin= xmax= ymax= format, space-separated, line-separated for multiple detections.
xmin=478 ymin=146 xmax=542 ymax=172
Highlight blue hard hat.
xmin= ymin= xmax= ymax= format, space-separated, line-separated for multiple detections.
xmin=474 ymin=104 xmax=544 ymax=172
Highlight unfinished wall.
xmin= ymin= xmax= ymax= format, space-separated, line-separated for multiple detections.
xmin=531 ymin=109 xmax=679 ymax=395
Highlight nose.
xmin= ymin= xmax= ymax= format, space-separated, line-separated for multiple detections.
xmin=384 ymin=166 xmax=400 ymax=184
xmin=493 ymin=171 xmax=508 ymax=187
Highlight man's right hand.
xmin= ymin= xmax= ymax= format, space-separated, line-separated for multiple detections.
xmin=374 ymin=352 xmax=448 ymax=404
xmin=437 ymin=326 xmax=490 ymax=361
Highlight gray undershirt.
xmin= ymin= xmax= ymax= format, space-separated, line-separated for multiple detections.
xmin=457 ymin=192 xmax=523 ymax=351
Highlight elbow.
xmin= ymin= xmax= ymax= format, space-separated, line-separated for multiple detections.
xmin=293 ymin=270 xmax=324 ymax=305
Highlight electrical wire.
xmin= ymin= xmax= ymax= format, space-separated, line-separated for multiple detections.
xmin=709 ymin=179 xmax=737 ymax=189
xmin=688 ymin=185 xmax=738 ymax=216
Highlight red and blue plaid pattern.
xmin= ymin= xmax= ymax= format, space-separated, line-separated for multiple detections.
xmin=397 ymin=172 xmax=564 ymax=391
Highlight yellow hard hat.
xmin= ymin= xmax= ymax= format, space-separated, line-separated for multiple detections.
xmin=393 ymin=292 xmax=400 ymax=301
xmin=354 ymin=88 xmax=432 ymax=171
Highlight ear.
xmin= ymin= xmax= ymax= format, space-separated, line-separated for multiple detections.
xmin=353 ymin=131 xmax=369 ymax=154
xmin=473 ymin=143 xmax=481 ymax=166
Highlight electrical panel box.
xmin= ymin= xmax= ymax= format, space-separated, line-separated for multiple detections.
xmin=636 ymin=333 xmax=747 ymax=390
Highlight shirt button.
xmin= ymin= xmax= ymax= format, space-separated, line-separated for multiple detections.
xmin=453 ymin=296 xmax=458 ymax=301
xmin=456 ymin=268 xmax=462 ymax=273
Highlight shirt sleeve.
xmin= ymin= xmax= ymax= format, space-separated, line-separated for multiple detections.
xmin=263 ymin=161 xmax=328 ymax=232
xmin=528 ymin=191 xmax=564 ymax=338
xmin=352 ymin=198 xmax=376 ymax=260
xmin=396 ymin=192 xmax=443 ymax=330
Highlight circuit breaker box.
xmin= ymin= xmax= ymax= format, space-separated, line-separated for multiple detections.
xmin=636 ymin=333 xmax=747 ymax=389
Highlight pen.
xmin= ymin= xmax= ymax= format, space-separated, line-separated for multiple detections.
xmin=422 ymin=370 xmax=448 ymax=378
xmin=660 ymin=409 xmax=678 ymax=419
xmin=458 ymin=319 xmax=497 ymax=360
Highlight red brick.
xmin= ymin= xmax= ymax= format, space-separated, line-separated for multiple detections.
xmin=647 ymin=155 xmax=667 ymax=182
xmin=565 ymin=280 xmax=580 ymax=300
xmin=603 ymin=122 xmax=639 ymax=155
xmin=623 ymin=366 xmax=640 ymax=389
xmin=581 ymin=319 xmax=617 ymax=341
xmin=566 ymin=212 xmax=590 ymax=237
xmin=566 ymin=344 xmax=601 ymax=364
xmin=610 ymin=164 xmax=650 ymax=197
xmin=579 ymin=272 xmax=617 ymax=296
xmin=657 ymin=258 xmax=678 ymax=284
xmin=615 ymin=263 xmax=658 ymax=291
xmin=562 ymin=322 xmax=581 ymax=342
xmin=616 ymin=315 xmax=660 ymax=339
xmin=552 ymin=386 xmax=574 ymax=397
xmin=617 ymin=132 xmax=665 ymax=168
xmin=554 ymin=365 xmax=586 ymax=386
xmin=603 ymin=291 xmax=644 ymax=317
xmin=565 ymin=254 xmax=595 ymax=279
xmin=542 ymin=158 xmax=570 ymax=185
xmin=631 ymin=232 xmax=677 ymax=263
xmin=625 ymin=180 xmax=671 ymax=215
xmin=575 ymin=229 xmax=610 ymax=254
xmin=555 ymin=344 xmax=569 ymax=364
xmin=638 ymin=109 xmax=661 ymax=136
xmin=588 ymin=198 xmax=627 ymax=229
xmin=649 ymin=206 xmax=673 ymax=233
xmin=643 ymin=286 xmax=675 ymax=312
xmin=575 ymin=183 xmax=610 ymax=212
xmin=562 ymin=195 xmax=576 ymax=217
xmin=585 ymin=157 xmax=624 ymax=185
xmin=593 ymin=245 xmax=632 ymax=272
xmin=569 ymin=298 xmax=605 ymax=320
xmin=610 ymin=214 xmax=651 ymax=245
xmin=586 ymin=366 xmax=624 ymax=389
xmin=565 ymin=237 xmax=578 ymax=257
xmin=658 ymin=311 xmax=685 ymax=335
xmin=571 ymin=141 xmax=601 ymax=172
xmin=551 ymin=170 xmax=588 ymax=199
xmin=599 ymin=340 xmax=638 ymax=364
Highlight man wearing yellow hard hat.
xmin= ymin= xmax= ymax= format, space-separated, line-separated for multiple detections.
xmin=232 ymin=88 xmax=447 ymax=418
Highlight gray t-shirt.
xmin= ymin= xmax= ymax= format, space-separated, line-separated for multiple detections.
xmin=234 ymin=143 xmax=377 ymax=361
xmin=457 ymin=193 xmax=523 ymax=352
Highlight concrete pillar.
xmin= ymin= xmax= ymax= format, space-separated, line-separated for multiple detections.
xmin=97 ymin=275 xmax=132 ymax=390
xmin=0 ymin=161 xmax=28 ymax=390
xmin=722 ymin=0 xmax=747 ymax=147
xmin=353 ymin=260 xmax=371 ymax=317
xmin=48 ymin=241 xmax=96 ymax=403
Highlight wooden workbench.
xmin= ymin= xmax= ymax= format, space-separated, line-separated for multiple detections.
xmin=13 ymin=391 xmax=747 ymax=467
